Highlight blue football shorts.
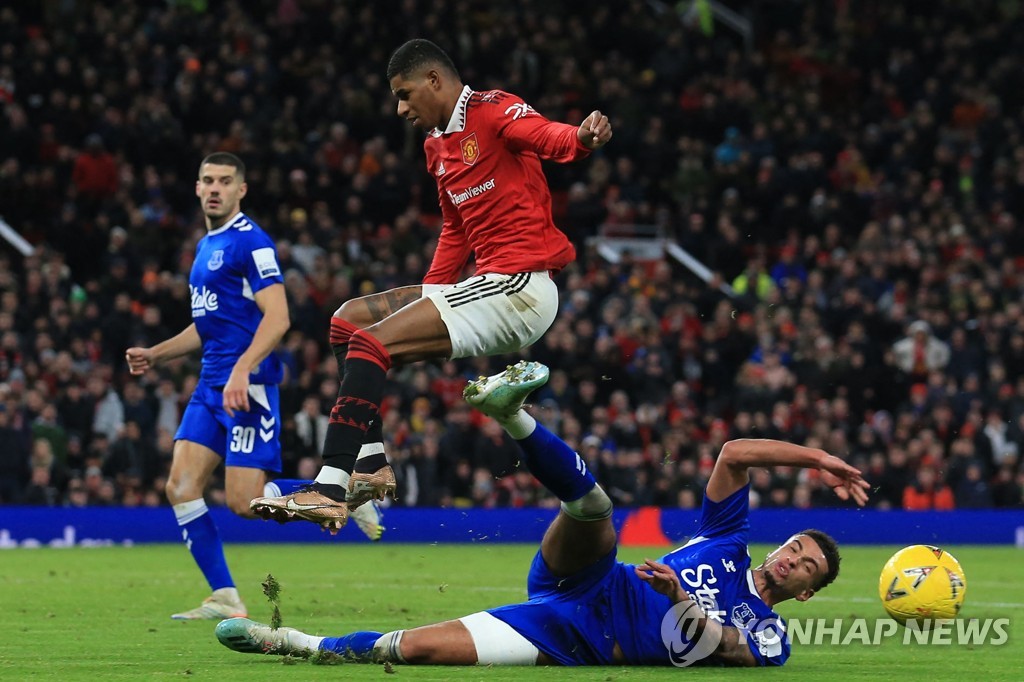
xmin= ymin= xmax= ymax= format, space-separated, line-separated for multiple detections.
xmin=175 ymin=380 xmax=282 ymax=471
xmin=487 ymin=548 xmax=627 ymax=665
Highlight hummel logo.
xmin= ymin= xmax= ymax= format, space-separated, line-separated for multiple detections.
xmin=261 ymin=416 xmax=275 ymax=429
xmin=504 ymin=102 xmax=536 ymax=120
xmin=260 ymin=429 xmax=274 ymax=442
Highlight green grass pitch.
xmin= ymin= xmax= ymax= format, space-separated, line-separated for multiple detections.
xmin=1 ymin=543 xmax=1020 ymax=680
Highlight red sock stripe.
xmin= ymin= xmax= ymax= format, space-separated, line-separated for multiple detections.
xmin=347 ymin=330 xmax=392 ymax=371
xmin=329 ymin=318 xmax=359 ymax=346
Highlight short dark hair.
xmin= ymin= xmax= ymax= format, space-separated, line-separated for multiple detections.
xmin=386 ymin=39 xmax=459 ymax=81
xmin=799 ymin=528 xmax=841 ymax=591
xmin=199 ymin=152 xmax=245 ymax=179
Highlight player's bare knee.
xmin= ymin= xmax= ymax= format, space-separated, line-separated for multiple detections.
xmin=333 ymin=298 xmax=365 ymax=325
xmin=165 ymin=476 xmax=201 ymax=505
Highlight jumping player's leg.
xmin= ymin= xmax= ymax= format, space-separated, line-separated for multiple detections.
xmin=330 ymin=286 xmax=423 ymax=466
xmin=251 ymin=295 xmax=451 ymax=531
xmin=250 ymin=289 xmax=425 ymax=540
xmin=251 ymin=273 xmax=557 ymax=531
xmin=326 ymin=286 xmax=432 ymax=512
xmin=340 ymin=272 xmax=558 ymax=506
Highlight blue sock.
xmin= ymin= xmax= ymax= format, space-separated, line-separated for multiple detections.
xmin=516 ymin=423 xmax=596 ymax=502
xmin=264 ymin=479 xmax=312 ymax=496
xmin=320 ymin=631 xmax=383 ymax=661
xmin=174 ymin=500 xmax=233 ymax=590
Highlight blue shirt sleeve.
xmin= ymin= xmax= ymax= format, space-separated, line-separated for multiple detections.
xmin=694 ymin=484 xmax=750 ymax=540
xmin=238 ymin=229 xmax=284 ymax=295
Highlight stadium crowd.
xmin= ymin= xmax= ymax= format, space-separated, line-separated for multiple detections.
xmin=1 ymin=0 xmax=1023 ymax=512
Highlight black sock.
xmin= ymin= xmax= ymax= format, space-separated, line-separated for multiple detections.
xmin=322 ymin=330 xmax=391 ymax=474
xmin=322 ymin=317 xmax=359 ymax=473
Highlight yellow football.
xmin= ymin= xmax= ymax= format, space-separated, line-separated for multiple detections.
xmin=878 ymin=545 xmax=966 ymax=625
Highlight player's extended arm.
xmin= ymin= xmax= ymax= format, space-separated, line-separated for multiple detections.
xmin=706 ymin=438 xmax=870 ymax=505
xmin=499 ymin=107 xmax=612 ymax=160
xmin=222 ymin=282 xmax=290 ymax=416
xmin=125 ymin=323 xmax=202 ymax=375
xmin=634 ymin=558 xmax=757 ymax=666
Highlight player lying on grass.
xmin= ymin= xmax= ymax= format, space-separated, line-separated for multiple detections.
xmin=218 ymin=361 xmax=869 ymax=666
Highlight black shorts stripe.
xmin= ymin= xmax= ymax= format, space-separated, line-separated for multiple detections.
xmin=447 ymin=288 xmax=505 ymax=308
xmin=444 ymin=281 xmax=504 ymax=305
xmin=447 ymin=273 xmax=534 ymax=309
xmin=443 ymin=273 xmax=527 ymax=305
xmin=500 ymin=272 xmax=531 ymax=295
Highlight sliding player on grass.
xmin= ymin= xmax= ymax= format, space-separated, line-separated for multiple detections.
xmin=219 ymin=361 xmax=868 ymax=666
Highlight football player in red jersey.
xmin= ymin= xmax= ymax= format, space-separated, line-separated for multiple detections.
xmin=251 ymin=38 xmax=612 ymax=533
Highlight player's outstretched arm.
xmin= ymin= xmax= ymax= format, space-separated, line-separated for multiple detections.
xmin=706 ymin=438 xmax=869 ymax=505
xmin=125 ymin=323 xmax=202 ymax=375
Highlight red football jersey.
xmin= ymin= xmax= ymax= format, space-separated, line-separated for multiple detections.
xmin=421 ymin=86 xmax=590 ymax=283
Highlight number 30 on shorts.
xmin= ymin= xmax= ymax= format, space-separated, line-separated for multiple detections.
xmin=230 ymin=426 xmax=256 ymax=453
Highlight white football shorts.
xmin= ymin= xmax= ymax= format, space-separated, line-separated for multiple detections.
xmin=423 ymin=271 xmax=558 ymax=359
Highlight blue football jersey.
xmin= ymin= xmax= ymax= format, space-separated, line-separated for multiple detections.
xmin=624 ymin=484 xmax=790 ymax=666
xmin=189 ymin=212 xmax=284 ymax=386
xmin=490 ymin=483 xmax=791 ymax=667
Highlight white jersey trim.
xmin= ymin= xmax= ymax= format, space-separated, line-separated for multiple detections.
xmin=746 ymin=569 xmax=764 ymax=599
xmin=247 ymin=384 xmax=271 ymax=411
xmin=207 ymin=212 xmax=244 ymax=236
xmin=431 ymin=85 xmax=473 ymax=137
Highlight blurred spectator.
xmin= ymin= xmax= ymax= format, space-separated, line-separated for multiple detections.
xmin=22 ymin=466 xmax=59 ymax=505
xmin=954 ymin=462 xmax=993 ymax=509
xmin=71 ymin=134 xmax=118 ymax=207
xmin=294 ymin=395 xmax=328 ymax=456
xmin=903 ymin=466 xmax=955 ymax=511
xmin=891 ymin=321 xmax=951 ymax=379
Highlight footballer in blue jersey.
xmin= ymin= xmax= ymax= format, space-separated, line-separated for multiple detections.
xmin=126 ymin=153 xmax=291 ymax=620
xmin=216 ymin=362 xmax=869 ymax=668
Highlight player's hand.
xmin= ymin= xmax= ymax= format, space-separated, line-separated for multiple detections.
xmin=818 ymin=454 xmax=870 ymax=506
xmin=578 ymin=110 xmax=612 ymax=150
xmin=634 ymin=558 xmax=688 ymax=603
xmin=223 ymin=368 xmax=251 ymax=417
xmin=125 ymin=347 xmax=155 ymax=375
